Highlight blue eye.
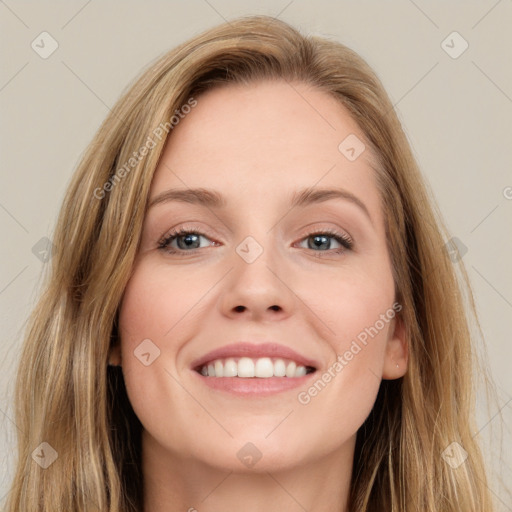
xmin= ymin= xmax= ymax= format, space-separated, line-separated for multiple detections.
xmin=158 ymin=228 xmax=213 ymax=253
xmin=298 ymin=230 xmax=353 ymax=253
xmin=158 ymin=227 xmax=353 ymax=256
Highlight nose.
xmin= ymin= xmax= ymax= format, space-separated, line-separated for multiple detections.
xmin=218 ymin=237 xmax=296 ymax=322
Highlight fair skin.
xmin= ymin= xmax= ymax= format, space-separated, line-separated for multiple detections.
xmin=113 ymin=79 xmax=408 ymax=512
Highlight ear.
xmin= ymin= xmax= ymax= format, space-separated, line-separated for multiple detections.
xmin=382 ymin=313 xmax=408 ymax=380
xmin=108 ymin=341 xmax=122 ymax=367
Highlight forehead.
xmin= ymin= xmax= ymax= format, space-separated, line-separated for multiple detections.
xmin=150 ymin=79 xmax=382 ymax=219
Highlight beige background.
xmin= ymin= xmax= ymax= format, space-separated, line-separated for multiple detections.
xmin=1 ymin=0 xmax=511 ymax=508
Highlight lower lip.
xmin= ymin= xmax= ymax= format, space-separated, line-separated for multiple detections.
xmin=192 ymin=370 xmax=317 ymax=396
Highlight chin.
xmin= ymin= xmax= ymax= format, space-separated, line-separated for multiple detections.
xmin=187 ymin=435 xmax=305 ymax=473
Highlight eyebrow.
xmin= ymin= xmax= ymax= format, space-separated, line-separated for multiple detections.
xmin=289 ymin=186 xmax=372 ymax=222
xmin=148 ymin=186 xmax=372 ymax=223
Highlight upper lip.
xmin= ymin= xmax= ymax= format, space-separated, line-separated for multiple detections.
xmin=190 ymin=342 xmax=319 ymax=371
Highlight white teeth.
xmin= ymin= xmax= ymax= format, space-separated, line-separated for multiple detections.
xmin=274 ymin=359 xmax=286 ymax=377
xmin=238 ymin=357 xmax=255 ymax=377
xmin=198 ymin=357 xmax=312 ymax=378
xmin=214 ymin=360 xmax=224 ymax=377
xmin=223 ymin=358 xmax=237 ymax=377
xmin=285 ymin=361 xmax=296 ymax=377
xmin=295 ymin=365 xmax=307 ymax=377
xmin=255 ymin=357 xmax=273 ymax=378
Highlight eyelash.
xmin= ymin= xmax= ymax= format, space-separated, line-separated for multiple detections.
xmin=157 ymin=226 xmax=354 ymax=257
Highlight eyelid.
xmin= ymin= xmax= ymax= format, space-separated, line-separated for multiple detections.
xmin=159 ymin=222 xmax=218 ymax=240
xmin=295 ymin=222 xmax=354 ymax=243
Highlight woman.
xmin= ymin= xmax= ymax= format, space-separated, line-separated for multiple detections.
xmin=6 ymin=14 xmax=496 ymax=511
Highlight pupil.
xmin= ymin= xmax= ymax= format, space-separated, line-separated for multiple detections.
xmin=311 ymin=235 xmax=329 ymax=250
xmin=178 ymin=233 xmax=199 ymax=249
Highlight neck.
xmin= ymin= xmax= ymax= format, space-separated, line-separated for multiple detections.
xmin=141 ymin=430 xmax=355 ymax=512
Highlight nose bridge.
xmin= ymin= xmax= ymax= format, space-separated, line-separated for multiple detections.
xmin=218 ymin=226 xmax=294 ymax=319
xmin=227 ymin=194 xmax=281 ymax=266
xmin=233 ymin=230 xmax=280 ymax=291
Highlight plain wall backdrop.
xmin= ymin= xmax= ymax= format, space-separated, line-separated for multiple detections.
xmin=1 ymin=0 xmax=511 ymax=508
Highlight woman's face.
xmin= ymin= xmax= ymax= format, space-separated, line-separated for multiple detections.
xmin=116 ymin=80 xmax=407 ymax=473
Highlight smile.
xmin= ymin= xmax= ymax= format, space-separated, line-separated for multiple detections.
xmin=196 ymin=357 xmax=316 ymax=378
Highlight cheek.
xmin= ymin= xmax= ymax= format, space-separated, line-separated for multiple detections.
xmin=303 ymin=259 xmax=395 ymax=357
xmin=293 ymin=263 xmax=395 ymax=429
xmin=327 ymin=281 xmax=393 ymax=358
xmin=118 ymin=259 xmax=209 ymax=349
xmin=295 ymin=317 xmax=389 ymax=449
xmin=117 ymin=263 xmax=183 ymax=409
xmin=116 ymin=262 xmax=208 ymax=444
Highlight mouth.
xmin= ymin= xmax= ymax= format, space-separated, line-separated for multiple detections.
xmin=190 ymin=342 xmax=318 ymax=396
xmin=194 ymin=357 xmax=316 ymax=378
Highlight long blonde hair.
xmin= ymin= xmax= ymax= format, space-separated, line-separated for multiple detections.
xmin=6 ymin=15 xmax=497 ymax=511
